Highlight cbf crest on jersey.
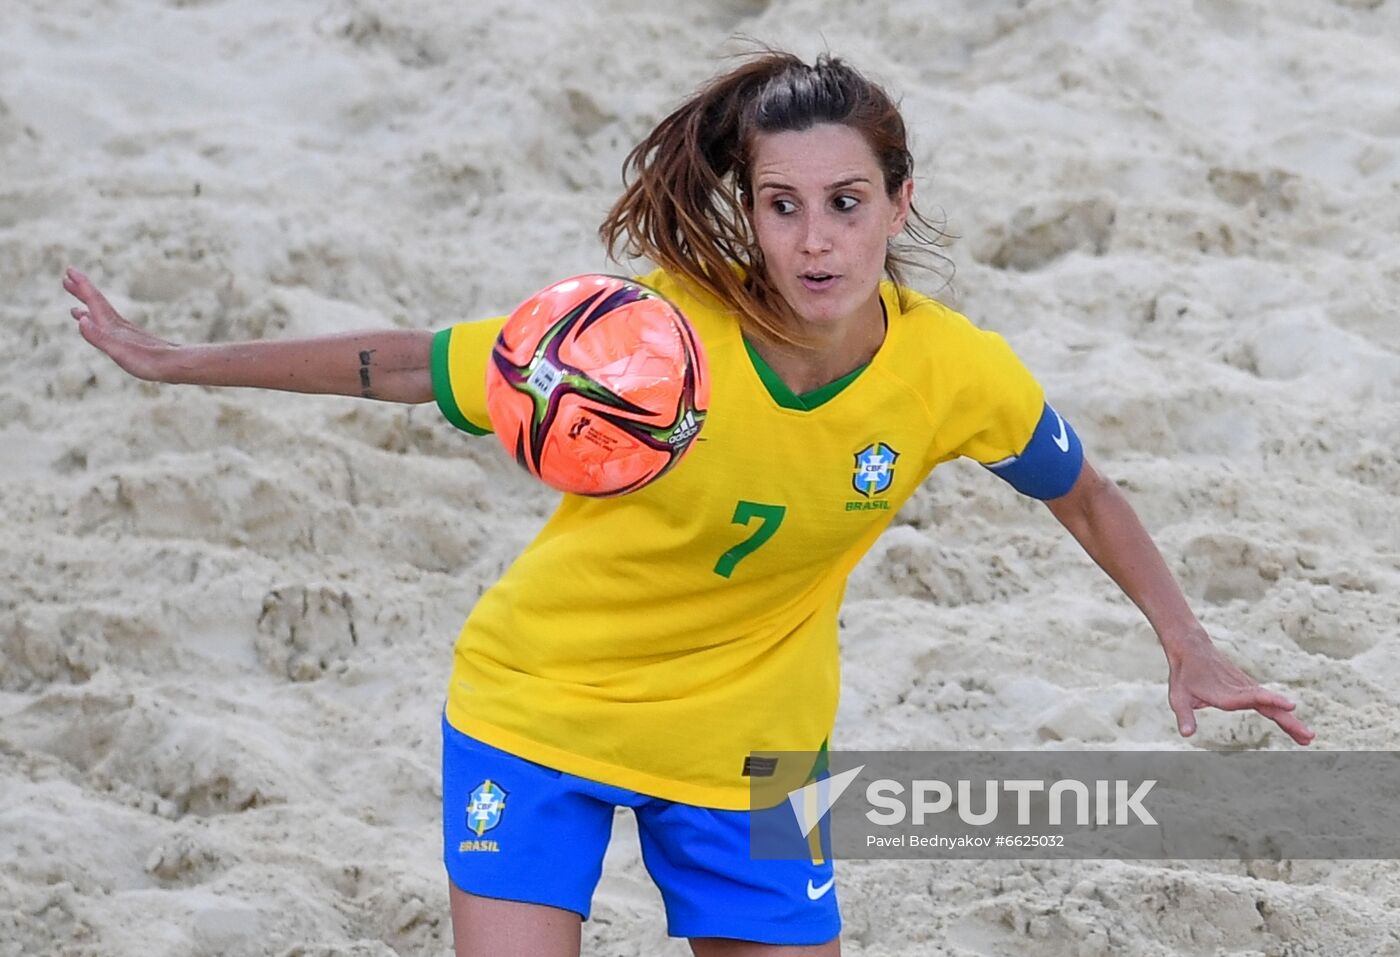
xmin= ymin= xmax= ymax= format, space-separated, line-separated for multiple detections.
xmin=852 ymin=442 xmax=899 ymax=498
xmin=467 ymin=779 xmax=508 ymax=836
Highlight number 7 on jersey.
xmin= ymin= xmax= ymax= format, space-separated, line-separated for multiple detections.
xmin=713 ymin=501 xmax=787 ymax=578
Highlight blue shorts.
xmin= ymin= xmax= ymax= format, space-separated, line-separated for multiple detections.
xmin=441 ymin=716 xmax=841 ymax=945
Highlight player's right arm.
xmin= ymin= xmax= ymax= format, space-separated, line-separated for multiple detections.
xmin=62 ymin=267 xmax=434 ymax=403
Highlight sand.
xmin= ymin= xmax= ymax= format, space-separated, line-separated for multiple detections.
xmin=2 ymin=0 xmax=1399 ymax=954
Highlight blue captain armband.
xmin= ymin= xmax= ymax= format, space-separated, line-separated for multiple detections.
xmin=983 ymin=402 xmax=1085 ymax=500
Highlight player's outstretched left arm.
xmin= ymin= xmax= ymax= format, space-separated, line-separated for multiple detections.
xmin=1043 ymin=458 xmax=1315 ymax=746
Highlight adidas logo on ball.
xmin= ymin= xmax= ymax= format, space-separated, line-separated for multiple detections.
xmin=668 ymin=411 xmax=700 ymax=447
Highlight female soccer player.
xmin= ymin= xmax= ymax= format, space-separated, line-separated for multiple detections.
xmin=65 ymin=49 xmax=1312 ymax=957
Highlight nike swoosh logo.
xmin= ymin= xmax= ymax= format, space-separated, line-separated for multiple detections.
xmin=1051 ymin=410 xmax=1069 ymax=453
xmin=807 ymin=876 xmax=836 ymax=900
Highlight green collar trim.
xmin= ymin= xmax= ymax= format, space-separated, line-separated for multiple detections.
xmin=742 ymin=337 xmax=869 ymax=411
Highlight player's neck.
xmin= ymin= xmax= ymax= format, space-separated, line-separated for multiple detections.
xmin=751 ymin=298 xmax=887 ymax=395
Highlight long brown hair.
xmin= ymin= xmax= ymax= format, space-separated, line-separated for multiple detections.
xmin=598 ymin=50 xmax=948 ymax=346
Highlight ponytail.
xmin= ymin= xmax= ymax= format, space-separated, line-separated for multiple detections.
xmin=600 ymin=52 xmax=802 ymax=344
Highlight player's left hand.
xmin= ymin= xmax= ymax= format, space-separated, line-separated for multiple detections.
xmin=1166 ymin=636 xmax=1315 ymax=746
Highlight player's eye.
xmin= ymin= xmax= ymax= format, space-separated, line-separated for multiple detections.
xmin=832 ymin=194 xmax=860 ymax=212
xmin=771 ymin=198 xmax=797 ymax=215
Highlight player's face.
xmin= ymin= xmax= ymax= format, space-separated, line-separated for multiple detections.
xmin=748 ymin=123 xmax=912 ymax=336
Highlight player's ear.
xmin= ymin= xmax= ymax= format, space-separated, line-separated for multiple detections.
xmin=889 ymin=179 xmax=913 ymax=237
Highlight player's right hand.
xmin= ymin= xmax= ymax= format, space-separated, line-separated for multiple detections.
xmin=63 ymin=267 xmax=175 ymax=381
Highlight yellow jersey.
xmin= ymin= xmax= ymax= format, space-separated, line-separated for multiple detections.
xmin=431 ymin=270 xmax=1048 ymax=809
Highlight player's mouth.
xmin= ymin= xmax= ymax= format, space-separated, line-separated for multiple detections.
xmin=799 ymin=271 xmax=839 ymax=291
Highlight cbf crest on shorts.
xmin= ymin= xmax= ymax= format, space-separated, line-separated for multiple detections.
xmin=467 ymin=779 xmax=508 ymax=836
xmin=852 ymin=442 xmax=898 ymax=498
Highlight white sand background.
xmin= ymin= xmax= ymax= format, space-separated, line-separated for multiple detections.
xmin=3 ymin=0 xmax=1399 ymax=953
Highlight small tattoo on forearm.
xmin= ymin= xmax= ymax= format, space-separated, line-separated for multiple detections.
xmin=359 ymin=349 xmax=379 ymax=399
